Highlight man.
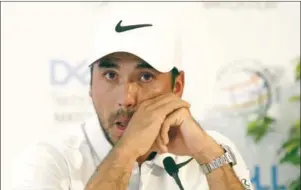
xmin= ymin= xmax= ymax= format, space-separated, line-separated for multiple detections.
xmin=12 ymin=5 xmax=253 ymax=190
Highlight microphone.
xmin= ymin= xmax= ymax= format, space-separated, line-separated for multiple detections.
xmin=163 ymin=156 xmax=185 ymax=190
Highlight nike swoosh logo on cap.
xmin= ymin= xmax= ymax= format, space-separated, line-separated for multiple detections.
xmin=115 ymin=20 xmax=153 ymax=33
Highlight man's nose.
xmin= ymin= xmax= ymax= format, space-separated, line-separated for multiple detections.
xmin=117 ymin=83 xmax=138 ymax=109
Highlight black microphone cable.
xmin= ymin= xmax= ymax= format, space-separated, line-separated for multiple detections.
xmin=163 ymin=156 xmax=190 ymax=190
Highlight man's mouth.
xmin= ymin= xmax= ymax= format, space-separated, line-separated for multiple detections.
xmin=115 ymin=117 xmax=130 ymax=131
xmin=115 ymin=121 xmax=128 ymax=130
xmin=111 ymin=110 xmax=134 ymax=135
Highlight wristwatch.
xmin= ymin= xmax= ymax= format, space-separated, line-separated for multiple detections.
xmin=199 ymin=144 xmax=237 ymax=174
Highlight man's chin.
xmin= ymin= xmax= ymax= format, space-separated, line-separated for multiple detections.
xmin=107 ymin=134 xmax=124 ymax=146
xmin=102 ymin=131 xmax=116 ymax=146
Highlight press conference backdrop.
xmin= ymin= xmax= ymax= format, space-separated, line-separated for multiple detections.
xmin=1 ymin=2 xmax=300 ymax=190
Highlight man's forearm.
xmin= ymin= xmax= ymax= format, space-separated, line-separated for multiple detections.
xmin=194 ymin=144 xmax=244 ymax=190
xmin=85 ymin=145 xmax=136 ymax=190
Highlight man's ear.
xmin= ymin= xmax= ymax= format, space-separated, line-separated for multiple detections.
xmin=173 ymin=71 xmax=185 ymax=97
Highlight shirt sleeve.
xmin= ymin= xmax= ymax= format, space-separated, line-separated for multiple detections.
xmin=207 ymin=130 xmax=254 ymax=190
xmin=11 ymin=143 xmax=70 ymax=190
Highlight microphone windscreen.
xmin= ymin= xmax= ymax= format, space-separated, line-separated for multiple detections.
xmin=163 ymin=156 xmax=179 ymax=176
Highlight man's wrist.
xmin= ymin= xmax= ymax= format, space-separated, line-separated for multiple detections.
xmin=113 ymin=143 xmax=139 ymax=163
xmin=192 ymin=143 xmax=224 ymax=164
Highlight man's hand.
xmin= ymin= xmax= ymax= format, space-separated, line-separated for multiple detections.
xmin=154 ymin=106 xmax=221 ymax=157
xmin=153 ymin=102 xmax=245 ymax=190
xmin=118 ymin=93 xmax=190 ymax=159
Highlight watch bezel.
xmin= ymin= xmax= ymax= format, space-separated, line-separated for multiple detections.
xmin=221 ymin=144 xmax=237 ymax=166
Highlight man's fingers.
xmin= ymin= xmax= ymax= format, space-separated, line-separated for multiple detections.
xmin=137 ymin=93 xmax=190 ymax=123
xmin=141 ymin=93 xmax=190 ymax=111
xmin=147 ymin=93 xmax=179 ymax=110
xmin=156 ymin=136 xmax=168 ymax=153
xmin=140 ymin=93 xmax=175 ymax=109
xmin=161 ymin=120 xmax=171 ymax=145
xmin=150 ymin=143 xmax=161 ymax=154
xmin=157 ymin=100 xmax=190 ymax=118
xmin=161 ymin=108 xmax=185 ymax=144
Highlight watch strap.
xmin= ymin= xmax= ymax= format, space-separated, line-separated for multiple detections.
xmin=199 ymin=145 xmax=236 ymax=175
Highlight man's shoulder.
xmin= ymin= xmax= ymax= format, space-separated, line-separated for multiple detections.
xmin=11 ymin=123 xmax=93 ymax=189
xmin=16 ymin=123 xmax=89 ymax=167
xmin=40 ymin=123 xmax=87 ymax=152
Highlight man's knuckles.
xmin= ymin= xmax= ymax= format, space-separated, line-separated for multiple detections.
xmin=138 ymin=93 xmax=179 ymax=110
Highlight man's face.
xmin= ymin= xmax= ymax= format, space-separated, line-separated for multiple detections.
xmin=90 ymin=52 xmax=184 ymax=145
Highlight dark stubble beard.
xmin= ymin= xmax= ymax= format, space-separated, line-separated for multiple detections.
xmin=97 ymin=109 xmax=135 ymax=146
xmin=96 ymin=114 xmax=115 ymax=146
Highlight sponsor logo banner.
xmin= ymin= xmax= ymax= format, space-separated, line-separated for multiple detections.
xmin=49 ymin=59 xmax=93 ymax=125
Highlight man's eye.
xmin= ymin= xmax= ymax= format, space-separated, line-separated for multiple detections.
xmin=140 ymin=73 xmax=154 ymax=82
xmin=104 ymin=72 xmax=117 ymax=80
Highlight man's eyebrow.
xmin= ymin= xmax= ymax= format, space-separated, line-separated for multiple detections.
xmin=136 ymin=61 xmax=158 ymax=71
xmin=97 ymin=59 xmax=120 ymax=69
xmin=96 ymin=59 xmax=158 ymax=71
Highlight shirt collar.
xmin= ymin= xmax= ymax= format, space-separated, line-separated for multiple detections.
xmin=84 ymin=114 xmax=192 ymax=168
xmin=83 ymin=114 xmax=112 ymax=165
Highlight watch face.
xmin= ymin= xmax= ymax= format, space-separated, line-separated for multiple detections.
xmin=222 ymin=144 xmax=237 ymax=166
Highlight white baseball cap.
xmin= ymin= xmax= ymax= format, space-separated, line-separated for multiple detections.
xmin=87 ymin=4 xmax=183 ymax=73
